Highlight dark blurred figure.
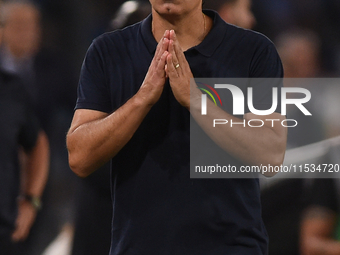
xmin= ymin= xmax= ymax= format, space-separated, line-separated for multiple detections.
xmin=276 ymin=29 xmax=322 ymax=78
xmin=275 ymin=29 xmax=325 ymax=149
xmin=0 ymin=67 xmax=49 ymax=255
xmin=301 ymin=177 xmax=340 ymax=255
xmin=0 ymin=4 xmax=49 ymax=252
xmin=204 ymin=0 xmax=256 ymax=29
xmin=251 ymin=0 xmax=340 ymax=74
xmin=261 ymin=28 xmax=326 ymax=255
xmin=0 ymin=1 xmax=77 ymax=131
xmin=300 ymin=143 xmax=340 ymax=255
xmin=71 ymin=2 xmax=151 ymax=255
xmin=0 ymin=1 xmax=77 ymax=254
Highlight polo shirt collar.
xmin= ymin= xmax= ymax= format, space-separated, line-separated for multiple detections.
xmin=141 ymin=10 xmax=228 ymax=57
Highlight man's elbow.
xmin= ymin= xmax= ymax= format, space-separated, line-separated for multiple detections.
xmin=68 ymin=152 xmax=95 ymax=178
xmin=67 ymin=138 xmax=92 ymax=178
xmin=271 ymin=150 xmax=286 ymax=166
xmin=66 ymin=132 xmax=107 ymax=177
xmin=262 ymin=149 xmax=286 ymax=177
xmin=269 ymin=134 xmax=287 ymax=164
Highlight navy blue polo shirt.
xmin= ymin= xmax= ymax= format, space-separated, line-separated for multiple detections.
xmin=76 ymin=10 xmax=283 ymax=255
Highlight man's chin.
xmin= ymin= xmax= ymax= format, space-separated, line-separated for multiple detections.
xmin=154 ymin=6 xmax=184 ymax=18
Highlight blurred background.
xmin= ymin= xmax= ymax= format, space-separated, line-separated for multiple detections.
xmin=0 ymin=0 xmax=340 ymax=254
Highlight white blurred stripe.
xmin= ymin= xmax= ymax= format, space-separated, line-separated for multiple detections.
xmin=41 ymin=223 xmax=74 ymax=255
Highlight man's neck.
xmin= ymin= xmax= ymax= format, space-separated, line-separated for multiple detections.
xmin=151 ymin=10 xmax=212 ymax=51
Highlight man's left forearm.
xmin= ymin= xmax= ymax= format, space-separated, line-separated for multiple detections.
xmin=190 ymin=95 xmax=287 ymax=171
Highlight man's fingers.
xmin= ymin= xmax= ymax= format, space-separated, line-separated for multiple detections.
xmin=170 ymin=30 xmax=187 ymax=66
xmin=169 ymin=30 xmax=181 ymax=58
xmin=163 ymin=29 xmax=170 ymax=40
xmin=154 ymin=31 xmax=170 ymax=64
xmin=11 ymin=202 xmax=36 ymax=242
xmin=154 ymin=37 xmax=163 ymax=59
xmin=169 ymin=39 xmax=180 ymax=70
xmin=153 ymin=38 xmax=169 ymax=70
xmin=156 ymin=51 xmax=169 ymax=77
xmin=166 ymin=54 xmax=179 ymax=78
xmin=155 ymin=30 xmax=169 ymax=57
xmin=165 ymin=64 xmax=169 ymax=78
xmin=169 ymin=30 xmax=189 ymax=74
xmin=162 ymin=38 xmax=169 ymax=55
xmin=160 ymin=51 xmax=169 ymax=68
xmin=12 ymin=227 xmax=25 ymax=242
xmin=12 ymin=219 xmax=28 ymax=242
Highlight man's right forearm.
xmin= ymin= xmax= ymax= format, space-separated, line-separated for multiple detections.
xmin=67 ymin=93 xmax=152 ymax=177
xmin=68 ymin=31 xmax=169 ymax=177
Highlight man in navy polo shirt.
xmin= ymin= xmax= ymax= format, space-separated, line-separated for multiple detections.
xmin=67 ymin=0 xmax=287 ymax=254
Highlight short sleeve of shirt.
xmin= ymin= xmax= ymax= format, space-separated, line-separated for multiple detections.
xmin=250 ymin=42 xmax=283 ymax=78
xmin=247 ymin=38 xmax=283 ymax=113
xmin=75 ymin=39 xmax=111 ymax=113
